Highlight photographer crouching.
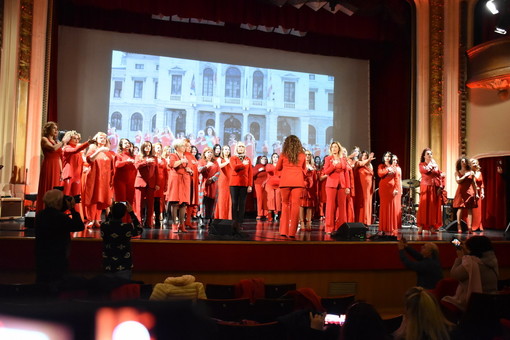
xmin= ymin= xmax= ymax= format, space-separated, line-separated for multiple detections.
xmin=35 ymin=189 xmax=85 ymax=285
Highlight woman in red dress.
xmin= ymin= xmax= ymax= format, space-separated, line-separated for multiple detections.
xmin=113 ymin=138 xmax=136 ymax=206
xmin=300 ymin=150 xmax=318 ymax=231
xmin=83 ymin=132 xmax=114 ymax=227
xmin=215 ymin=145 xmax=232 ymax=219
xmin=377 ymin=151 xmax=399 ymax=233
xmin=356 ymin=151 xmax=375 ymax=225
xmin=198 ymin=147 xmax=220 ymax=228
xmin=153 ymin=143 xmax=168 ymax=228
xmin=470 ymin=158 xmax=485 ymax=232
xmin=453 ymin=157 xmax=478 ymax=233
xmin=392 ymin=154 xmax=403 ymax=229
xmin=417 ymin=148 xmax=444 ymax=233
xmin=134 ymin=141 xmax=159 ymax=228
xmin=323 ymin=142 xmax=348 ymax=234
xmin=343 ymin=147 xmax=356 ymax=223
xmin=265 ymin=152 xmax=281 ymax=222
xmin=253 ymin=155 xmax=268 ymax=220
xmin=276 ymin=135 xmax=306 ymax=238
xmin=166 ymin=139 xmax=192 ymax=233
xmin=185 ymin=139 xmax=200 ymax=228
xmin=36 ymin=122 xmax=70 ymax=211
xmin=316 ymin=156 xmax=327 ymax=221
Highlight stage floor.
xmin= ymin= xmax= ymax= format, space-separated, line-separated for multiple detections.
xmin=0 ymin=217 xmax=508 ymax=243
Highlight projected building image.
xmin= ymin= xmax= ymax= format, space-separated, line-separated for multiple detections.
xmin=108 ymin=51 xmax=334 ymax=160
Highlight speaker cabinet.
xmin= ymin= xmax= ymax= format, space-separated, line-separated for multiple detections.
xmin=209 ymin=219 xmax=236 ymax=235
xmin=332 ymin=222 xmax=368 ymax=240
xmin=0 ymin=198 xmax=23 ymax=219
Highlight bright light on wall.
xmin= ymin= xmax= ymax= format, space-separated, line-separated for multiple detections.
xmin=486 ymin=0 xmax=499 ymax=14
xmin=495 ymin=27 xmax=507 ymax=34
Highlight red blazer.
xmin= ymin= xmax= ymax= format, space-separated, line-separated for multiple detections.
xmin=230 ymin=156 xmax=253 ymax=187
xmin=135 ymin=157 xmax=158 ymax=188
xmin=62 ymin=141 xmax=89 ymax=181
xmin=265 ymin=164 xmax=280 ymax=188
xmin=419 ymin=161 xmax=443 ymax=187
xmin=323 ymin=156 xmax=348 ymax=188
xmin=276 ymin=153 xmax=306 ymax=188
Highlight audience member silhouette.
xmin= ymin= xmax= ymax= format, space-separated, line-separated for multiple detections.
xmin=398 ymin=238 xmax=443 ymax=289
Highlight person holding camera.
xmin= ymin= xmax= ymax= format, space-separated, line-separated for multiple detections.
xmin=398 ymin=238 xmax=443 ymax=289
xmin=35 ymin=189 xmax=85 ymax=284
xmin=100 ymin=202 xmax=143 ymax=280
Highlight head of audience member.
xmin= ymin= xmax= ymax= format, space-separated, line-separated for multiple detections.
xmin=399 ymin=287 xmax=452 ymax=340
xmin=42 ymin=121 xmax=58 ymax=139
xmin=341 ymin=301 xmax=388 ymax=340
xmin=421 ymin=242 xmax=440 ymax=260
xmin=282 ymin=135 xmax=304 ymax=164
xmin=111 ymin=202 xmax=127 ymax=219
xmin=464 ymin=235 xmax=493 ymax=258
xmin=43 ymin=189 xmax=64 ymax=211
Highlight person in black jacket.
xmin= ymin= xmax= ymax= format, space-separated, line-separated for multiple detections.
xmin=398 ymin=238 xmax=443 ymax=289
xmin=100 ymin=201 xmax=143 ymax=280
xmin=35 ymin=189 xmax=85 ymax=284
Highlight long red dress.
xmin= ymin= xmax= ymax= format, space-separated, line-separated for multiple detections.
xmin=113 ymin=151 xmax=137 ymax=204
xmin=417 ymin=161 xmax=443 ymax=230
xmin=394 ymin=165 xmax=402 ymax=229
xmin=301 ymin=167 xmax=318 ymax=208
xmin=185 ymin=152 xmax=200 ymax=226
xmin=357 ymin=164 xmax=374 ymax=225
xmin=36 ymin=138 xmax=63 ymax=211
xmin=134 ymin=157 xmax=158 ymax=227
xmin=198 ymin=158 xmax=220 ymax=219
xmin=83 ymin=146 xmax=114 ymax=220
xmin=453 ymin=173 xmax=477 ymax=209
xmin=215 ymin=158 xmax=232 ymax=219
xmin=166 ymin=153 xmax=191 ymax=205
xmin=253 ymin=163 xmax=268 ymax=218
xmin=265 ymin=163 xmax=281 ymax=219
xmin=377 ymin=164 xmax=398 ymax=233
xmin=471 ymin=172 xmax=484 ymax=230
xmin=62 ymin=141 xmax=89 ymax=196
xmin=345 ymin=161 xmax=356 ymax=223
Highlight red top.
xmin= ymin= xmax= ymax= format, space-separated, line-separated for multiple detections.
xmin=323 ymin=156 xmax=348 ymax=188
xmin=276 ymin=153 xmax=306 ymax=188
xmin=134 ymin=157 xmax=158 ymax=189
xmin=230 ymin=156 xmax=253 ymax=187
xmin=62 ymin=142 xmax=89 ymax=182
xmin=253 ymin=164 xmax=268 ymax=185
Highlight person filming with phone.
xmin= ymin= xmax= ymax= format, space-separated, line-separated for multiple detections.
xmin=442 ymin=235 xmax=499 ymax=312
xmin=100 ymin=201 xmax=144 ymax=280
xmin=398 ymin=238 xmax=443 ymax=289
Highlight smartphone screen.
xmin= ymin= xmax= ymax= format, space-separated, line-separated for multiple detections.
xmin=451 ymin=238 xmax=462 ymax=249
xmin=324 ymin=313 xmax=346 ymax=325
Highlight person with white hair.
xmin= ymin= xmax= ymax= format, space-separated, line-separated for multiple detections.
xmin=35 ymin=189 xmax=85 ymax=283
xmin=229 ymin=141 xmax=253 ymax=225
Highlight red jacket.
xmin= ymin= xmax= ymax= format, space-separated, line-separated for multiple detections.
xmin=323 ymin=156 xmax=348 ymax=189
xmin=276 ymin=153 xmax=306 ymax=188
xmin=135 ymin=157 xmax=158 ymax=188
xmin=230 ymin=156 xmax=253 ymax=187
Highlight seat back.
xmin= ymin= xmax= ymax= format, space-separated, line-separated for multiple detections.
xmin=216 ymin=320 xmax=285 ymax=340
xmin=198 ymin=298 xmax=251 ymax=321
xmin=264 ymin=283 xmax=296 ymax=299
xmin=250 ymin=298 xmax=294 ymax=323
xmin=205 ymin=283 xmax=236 ymax=299
xmin=321 ymin=294 xmax=355 ymax=315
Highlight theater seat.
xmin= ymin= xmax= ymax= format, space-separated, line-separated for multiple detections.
xmin=216 ymin=320 xmax=285 ymax=340
xmin=198 ymin=298 xmax=251 ymax=322
xmin=321 ymin=294 xmax=356 ymax=315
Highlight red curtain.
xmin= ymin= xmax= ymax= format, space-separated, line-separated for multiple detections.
xmin=479 ymin=156 xmax=509 ymax=230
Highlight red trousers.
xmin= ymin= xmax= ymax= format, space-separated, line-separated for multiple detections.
xmin=135 ymin=187 xmax=155 ymax=227
xmin=325 ymin=187 xmax=348 ymax=233
xmin=279 ymin=187 xmax=303 ymax=237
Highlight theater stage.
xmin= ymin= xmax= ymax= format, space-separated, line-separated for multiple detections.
xmin=1 ymin=218 xmax=509 ymax=312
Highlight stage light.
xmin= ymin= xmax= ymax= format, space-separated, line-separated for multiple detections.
xmin=495 ymin=27 xmax=507 ymax=34
xmin=486 ymin=0 xmax=499 ymax=14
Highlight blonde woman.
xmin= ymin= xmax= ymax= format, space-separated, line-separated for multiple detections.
xmin=323 ymin=141 xmax=348 ymax=234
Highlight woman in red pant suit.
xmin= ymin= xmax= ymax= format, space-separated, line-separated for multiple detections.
xmin=470 ymin=158 xmax=485 ymax=231
xmin=83 ymin=132 xmax=114 ymax=227
xmin=198 ymin=147 xmax=220 ymax=228
xmin=167 ymin=139 xmax=192 ymax=233
xmin=323 ymin=141 xmax=348 ymax=234
xmin=113 ymin=138 xmax=136 ymax=206
xmin=215 ymin=145 xmax=232 ymax=219
xmin=356 ymin=150 xmax=375 ymax=225
xmin=36 ymin=122 xmax=70 ymax=211
xmin=265 ymin=153 xmax=281 ymax=222
xmin=134 ymin=141 xmax=159 ymax=228
xmin=377 ymin=151 xmax=399 ymax=233
xmin=153 ymin=142 xmax=168 ymax=228
xmin=276 ymin=135 xmax=306 ymax=238
xmin=253 ymin=155 xmax=268 ymax=220
xmin=229 ymin=142 xmax=253 ymax=225
xmin=417 ymin=148 xmax=445 ymax=233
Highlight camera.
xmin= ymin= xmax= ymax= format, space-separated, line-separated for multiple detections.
xmin=451 ymin=237 xmax=462 ymax=249
xmin=324 ymin=313 xmax=346 ymax=325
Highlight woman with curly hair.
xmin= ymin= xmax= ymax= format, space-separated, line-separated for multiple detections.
xmin=276 ymin=135 xmax=306 ymax=238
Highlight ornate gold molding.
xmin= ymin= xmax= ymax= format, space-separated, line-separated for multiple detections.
xmin=459 ymin=1 xmax=468 ymax=155
xmin=0 ymin=0 xmax=4 ymax=65
xmin=19 ymin=0 xmax=33 ymax=81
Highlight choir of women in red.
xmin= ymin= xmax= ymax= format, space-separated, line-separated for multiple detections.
xmin=276 ymin=135 xmax=306 ymax=238
xmin=416 ymin=148 xmax=444 ymax=233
